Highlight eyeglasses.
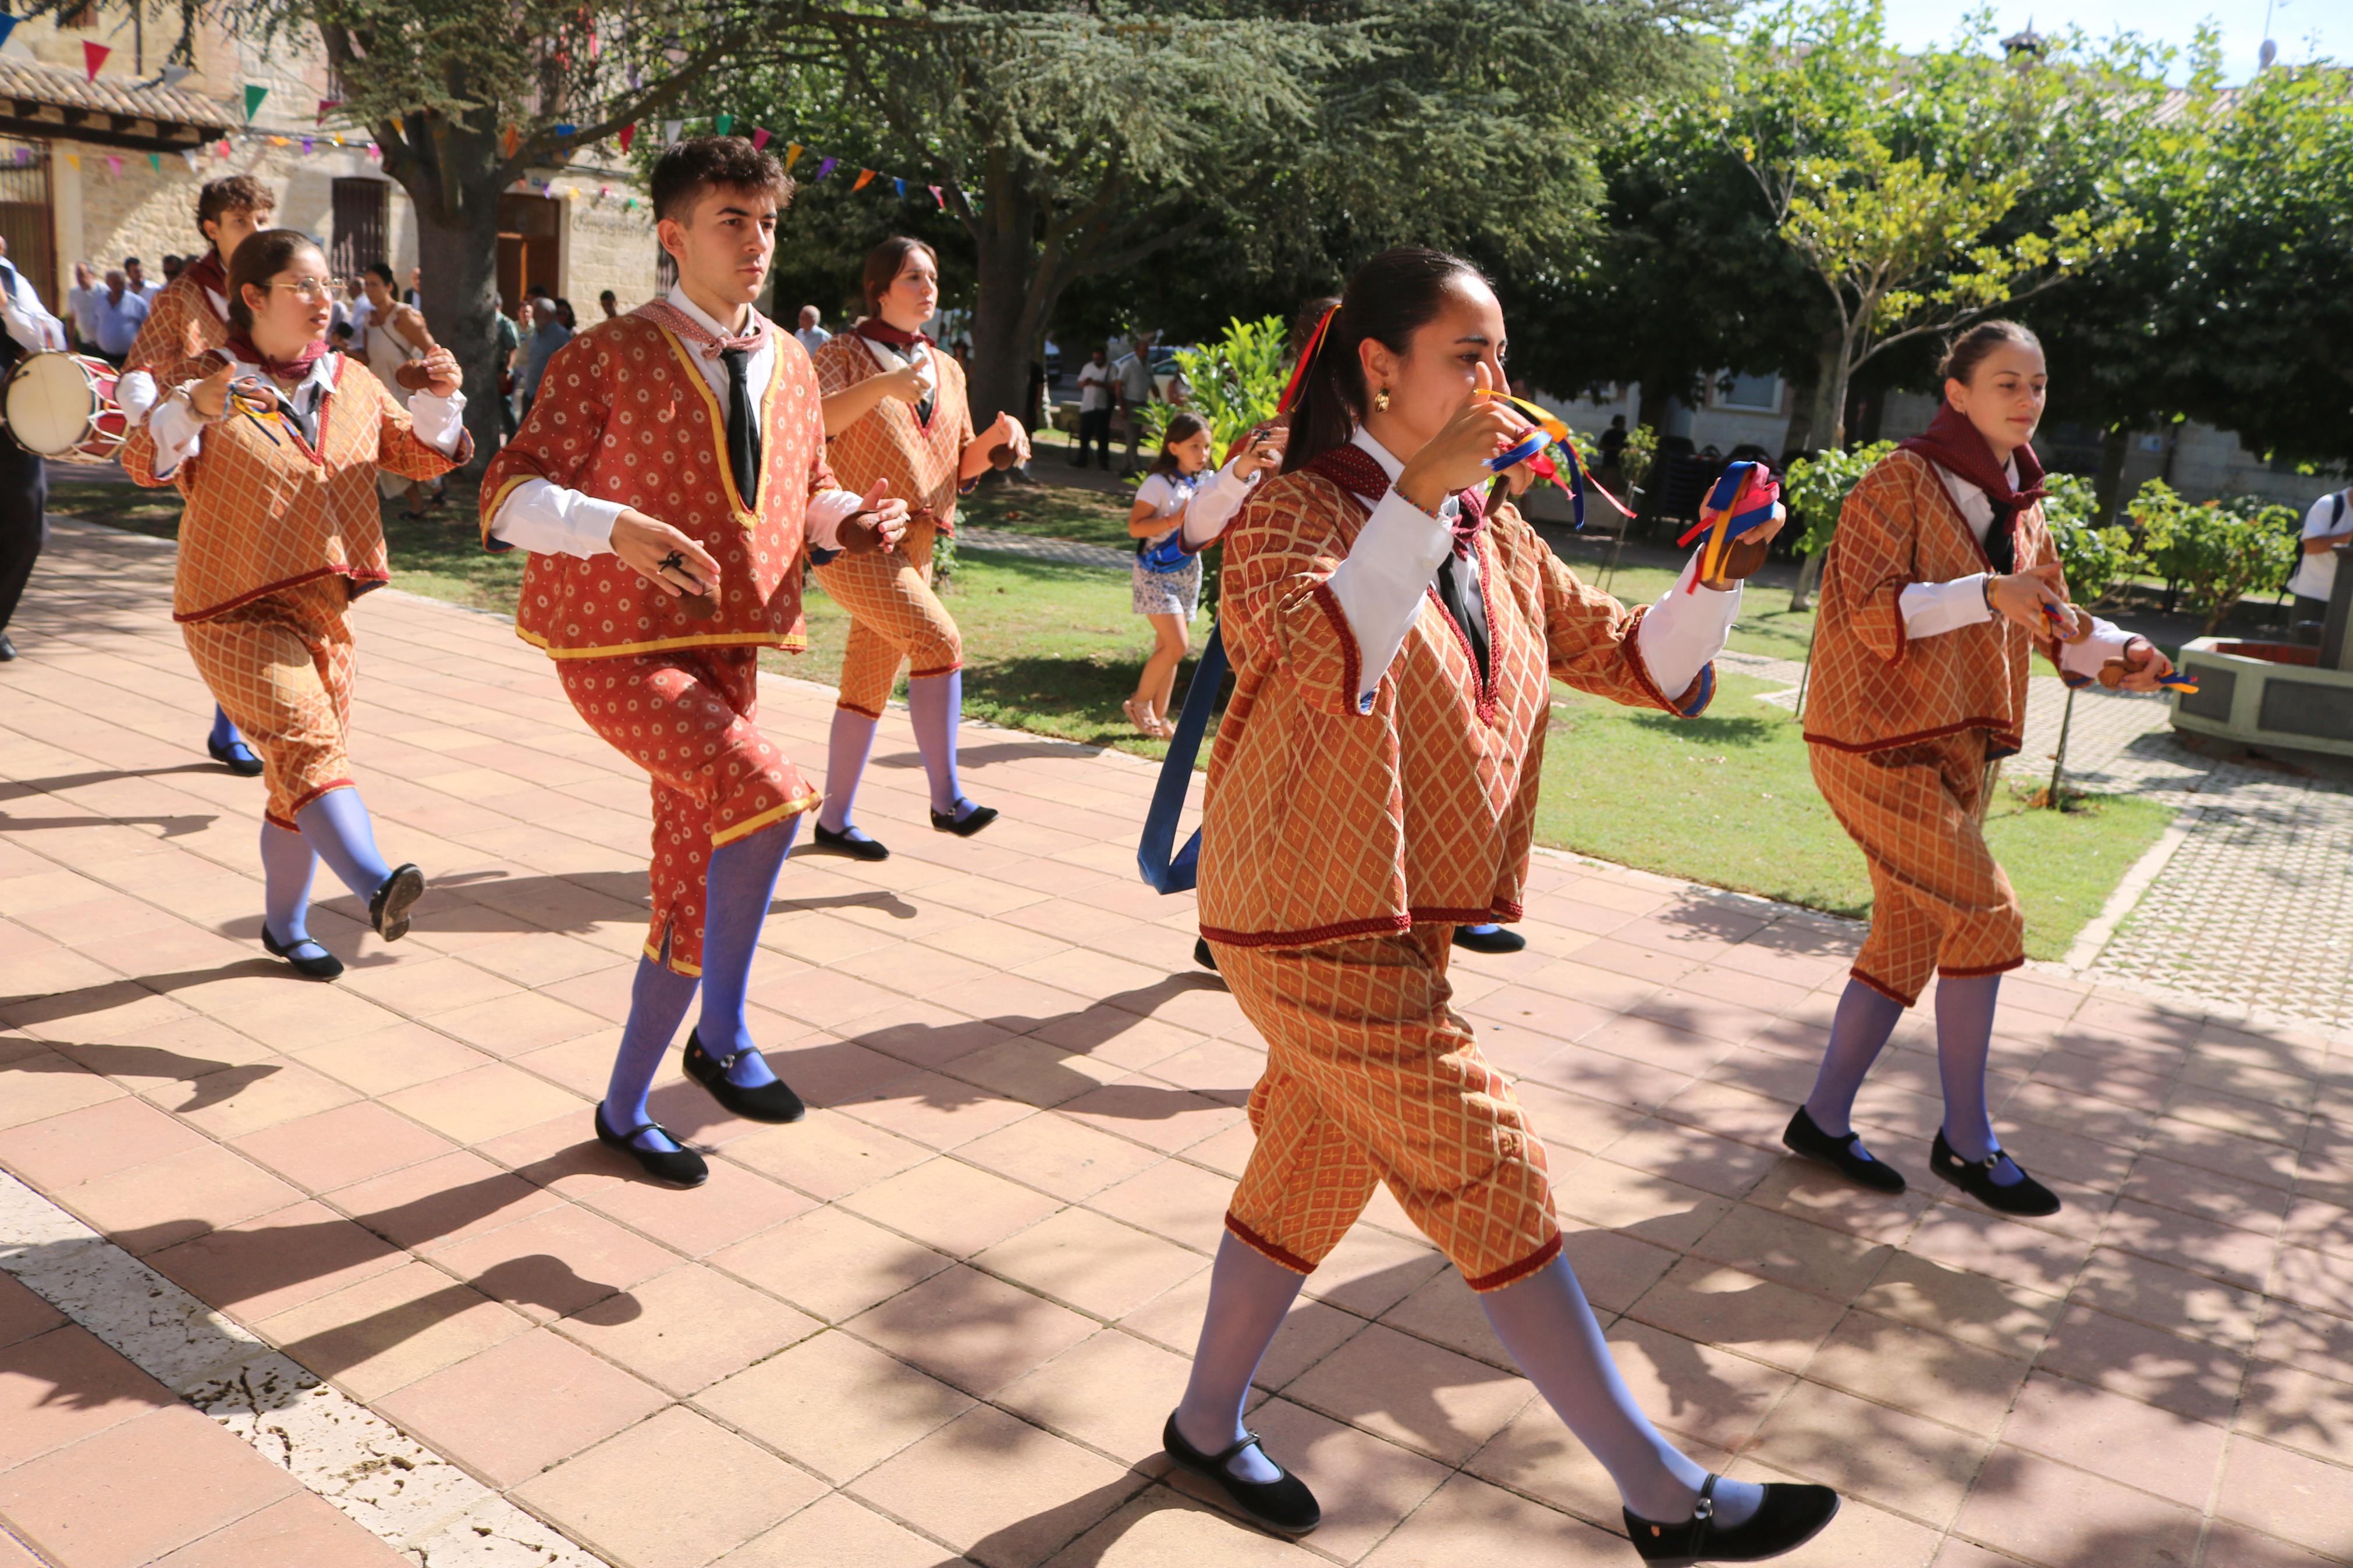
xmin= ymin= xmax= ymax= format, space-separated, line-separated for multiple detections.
xmin=266 ymin=277 xmax=356 ymax=303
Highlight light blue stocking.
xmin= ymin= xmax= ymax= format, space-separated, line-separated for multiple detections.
xmin=258 ymin=822 xmax=328 ymax=963
xmin=1935 ymin=973 xmax=2023 ymax=1185
xmin=694 ymin=817 xmax=798 ymax=1089
xmin=293 ymin=787 xmax=393 ymax=902
xmin=816 ymin=706 xmax=882 ymax=845
xmin=602 ymin=951 xmax=701 ymax=1154
xmin=908 ymin=670 xmax=979 ymax=819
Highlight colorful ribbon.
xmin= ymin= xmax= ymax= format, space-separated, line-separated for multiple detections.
xmin=1473 ymin=390 xmax=1634 ymax=530
xmin=1674 ymin=461 xmax=1779 ymax=592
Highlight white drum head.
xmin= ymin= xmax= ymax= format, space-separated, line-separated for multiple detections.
xmin=4 ymin=354 xmax=98 ymax=457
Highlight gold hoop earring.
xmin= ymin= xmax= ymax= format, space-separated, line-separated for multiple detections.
xmin=1373 ymin=386 xmax=1392 ymax=413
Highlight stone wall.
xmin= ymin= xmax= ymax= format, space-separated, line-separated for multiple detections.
xmin=65 ymin=143 xmax=408 ymax=279
xmin=555 ymin=175 xmax=660 ymax=314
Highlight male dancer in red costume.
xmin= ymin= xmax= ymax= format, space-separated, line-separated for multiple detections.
xmin=117 ymin=173 xmax=278 ymax=775
xmin=481 ymin=138 xmax=907 ymax=1185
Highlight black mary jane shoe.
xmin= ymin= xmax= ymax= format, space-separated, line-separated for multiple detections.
xmin=1781 ymin=1106 xmax=1907 ymax=1194
xmin=1194 ymin=936 xmax=1219 ymax=974
xmin=812 ymin=822 xmax=890 ymax=862
xmin=593 ymin=1103 xmax=709 ymax=1187
xmin=368 ymin=863 xmax=425 ymax=942
xmin=931 ymin=802 xmax=999 ymax=837
xmin=1451 ymin=925 xmax=1528 ymax=956
xmin=207 ymin=736 xmax=267 ymax=777
xmin=683 ymin=1029 xmax=807 ymax=1123
xmin=1161 ymin=1413 xmax=1321 ymax=1537
xmin=1931 ymin=1129 xmax=2061 ymax=1217
xmin=1626 ymin=1474 xmax=1840 ymax=1566
xmin=260 ymin=926 xmax=344 ymax=980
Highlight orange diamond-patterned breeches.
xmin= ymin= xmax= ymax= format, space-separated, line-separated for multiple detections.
xmin=1808 ymin=730 xmax=2025 ymax=1007
xmin=558 ymin=646 xmax=819 ymax=976
xmin=811 ymin=518 xmax=961 ymax=718
xmin=1214 ymin=925 xmax=1565 ymax=1292
xmin=180 ymin=579 xmax=358 ymax=831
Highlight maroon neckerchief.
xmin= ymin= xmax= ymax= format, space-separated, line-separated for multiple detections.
xmin=219 ymin=330 xmax=329 ymax=386
xmin=1898 ymin=401 xmax=2046 ymax=574
xmin=853 ymin=318 xmax=934 ymax=350
xmin=1309 ymin=442 xmax=1488 ymax=557
xmin=633 ymin=298 xmax=769 ymax=358
xmin=182 ymin=249 xmax=229 ymax=317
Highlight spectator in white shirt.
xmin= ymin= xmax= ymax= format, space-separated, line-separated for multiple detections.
xmin=123 ymin=257 xmax=161 ymax=301
xmin=1073 ymin=345 xmax=1115 ymax=469
xmin=2288 ymin=485 xmax=2353 ymax=642
xmin=65 ymin=262 xmax=101 ymax=352
xmin=1112 ymin=332 xmax=1156 ymax=475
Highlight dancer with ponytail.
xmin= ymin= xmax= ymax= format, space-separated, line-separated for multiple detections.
xmin=805 ymin=237 xmax=1027 ymax=859
xmin=1168 ymin=247 xmax=1837 ymax=1563
xmin=116 ymin=174 xmax=279 ymax=778
xmin=1783 ymin=321 xmax=2174 ymax=1217
xmin=125 ymin=229 xmax=466 ymax=980
xmin=481 ymin=138 xmax=909 ymax=1186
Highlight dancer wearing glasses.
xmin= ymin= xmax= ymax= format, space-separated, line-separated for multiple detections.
xmin=123 ymin=230 xmax=466 ymax=980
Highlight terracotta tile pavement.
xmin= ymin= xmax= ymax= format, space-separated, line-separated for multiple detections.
xmin=1 ymin=518 xmax=2350 ymax=1565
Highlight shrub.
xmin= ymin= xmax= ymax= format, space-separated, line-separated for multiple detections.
xmin=2041 ymin=472 xmax=2138 ymax=606
xmin=2127 ymin=481 xmax=2302 ymax=633
xmin=1782 ymin=441 xmax=1896 ymax=558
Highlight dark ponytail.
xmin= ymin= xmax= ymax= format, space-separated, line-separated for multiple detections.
xmin=1280 ymin=248 xmax=1488 ymax=475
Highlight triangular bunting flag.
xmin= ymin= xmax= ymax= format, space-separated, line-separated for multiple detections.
xmin=0 ymin=17 xmax=19 ymax=51
xmin=555 ymin=123 xmax=576 ymax=138
xmin=852 ymin=168 xmax=875 ymax=190
xmin=502 ymin=125 xmax=520 ymax=158
xmin=785 ymin=143 xmax=804 ymax=174
xmin=147 ymin=152 xmax=161 ymax=171
xmin=159 ymin=64 xmax=192 ymax=88
xmin=243 ymin=84 xmax=267 ymax=120
xmin=65 ymin=155 xmax=80 ymax=171
xmin=662 ymin=119 xmax=683 ymax=145
xmin=814 ymin=157 xmax=837 ymax=182
xmin=180 ymin=150 xmax=199 ymax=171
xmin=105 ymin=155 xmax=121 ymax=176
xmin=300 ymin=137 xmax=313 ymax=154
xmin=892 ymin=177 xmax=904 ymax=198
xmin=714 ymin=112 xmax=733 ymax=136
xmin=619 ymin=123 xmax=636 ymax=154
xmin=929 ymin=184 xmax=944 ymax=209
xmin=317 ymin=98 xmax=339 ymax=123
xmin=751 ymin=127 xmax=771 ymax=150
xmin=83 ymin=41 xmax=109 ymax=80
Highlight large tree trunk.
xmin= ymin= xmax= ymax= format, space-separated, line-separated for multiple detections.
xmin=378 ymin=120 xmax=509 ymax=475
xmin=1788 ymin=350 xmax=1853 ymax=613
xmin=2093 ymin=425 xmax=2130 ymax=524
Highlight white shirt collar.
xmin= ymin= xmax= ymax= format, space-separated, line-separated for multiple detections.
xmin=666 ymin=283 xmax=758 ymax=342
xmin=1350 ymin=426 xmax=1406 ymax=483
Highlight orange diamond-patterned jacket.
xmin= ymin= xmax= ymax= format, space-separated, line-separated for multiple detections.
xmin=123 ymin=269 xmax=228 ymax=390
xmin=1802 ymin=447 xmax=2064 ymax=759
xmin=809 ymin=333 xmax=974 ymax=536
xmin=1197 ymin=479 xmax=1708 ymax=948
xmin=121 ymin=356 xmax=469 ymax=623
xmin=480 ymin=314 xmax=837 ymax=660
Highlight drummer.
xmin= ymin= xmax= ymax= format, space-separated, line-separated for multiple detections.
xmin=0 ymin=233 xmax=69 ymax=664
xmin=118 ymin=174 xmax=278 ymax=772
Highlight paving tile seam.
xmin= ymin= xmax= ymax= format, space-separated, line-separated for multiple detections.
xmin=0 ymin=1171 xmax=611 ymax=1567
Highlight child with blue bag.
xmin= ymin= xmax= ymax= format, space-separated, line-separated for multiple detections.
xmin=1123 ymin=411 xmax=1279 ymax=735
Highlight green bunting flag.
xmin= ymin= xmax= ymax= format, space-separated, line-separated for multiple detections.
xmin=714 ymin=112 xmax=734 ymax=136
xmin=243 ymin=84 xmax=267 ymax=120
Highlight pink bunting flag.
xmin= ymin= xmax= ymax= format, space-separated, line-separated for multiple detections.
xmin=929 ymin=184 xmax=944 ymax=209
xmin=750 ymin=127 xmax=771 ymax=150
xmin=104 ymin=155 xmax=122 ymax=176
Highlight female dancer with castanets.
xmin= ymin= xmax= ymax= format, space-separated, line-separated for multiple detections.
xmin=1165 ymin=246 xmax=1837 ymax=1565
xmin=123 ymin=229 xmax=466 ymax=979
xmin=804 ymin=237 xmax=1029 ymax=859
xmin=1783 ymin=319 xmax=2178 ymax=1218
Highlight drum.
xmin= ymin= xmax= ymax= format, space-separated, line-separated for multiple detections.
xmin=2 ymin=351 xmax=127 ymax=465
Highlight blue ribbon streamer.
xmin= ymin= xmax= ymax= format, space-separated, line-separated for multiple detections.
xmin=1137 ymin=623 xmax=1227 ymax=893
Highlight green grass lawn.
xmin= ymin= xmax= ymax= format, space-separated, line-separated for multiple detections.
xmin=51 ymin=472 xmax=2167 ymax=947
xmin=1538 ymin=671 xmax=2174 ymax=959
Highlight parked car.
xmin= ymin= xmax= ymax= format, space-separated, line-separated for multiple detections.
xmin=1043 ymin=340 xmax=1062 ymax=384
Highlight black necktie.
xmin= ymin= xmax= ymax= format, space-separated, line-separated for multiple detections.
xmin=720 ymin=346 xmax=761 ymax=506
xmin=1435 ymin=549 xmax=1490 ymax=685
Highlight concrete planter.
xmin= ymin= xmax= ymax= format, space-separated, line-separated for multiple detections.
xmin=2171 ymin=637 xmax=2353 ymax=758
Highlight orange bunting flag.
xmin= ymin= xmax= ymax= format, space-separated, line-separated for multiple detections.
xmin=618 ymin=122 xmax=636 ymax=154
xmin=502 ymin=126 xmax=520 ymax=158
xmin=851 ymin=168 xmax=875 ymax=191
xmin=784 ymin=143 xmax=804 ymax=174
xmin=82 ymin=42 xmax=109 ymax=80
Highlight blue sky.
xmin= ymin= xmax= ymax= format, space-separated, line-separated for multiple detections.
xmin=1875 ymin=0 xmax=2346 ymax=83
